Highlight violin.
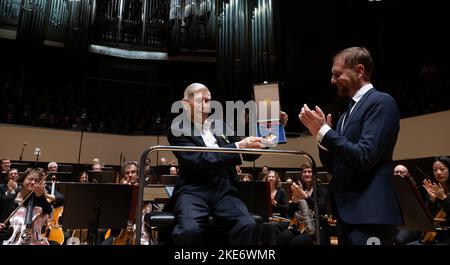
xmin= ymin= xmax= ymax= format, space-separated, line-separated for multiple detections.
xmin=421 ymin=208 xmax=447 ymax=244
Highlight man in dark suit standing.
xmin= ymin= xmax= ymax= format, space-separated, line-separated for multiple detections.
xmin=167 ymin=83 xmax=265 ymax=245
xmin=299 ymin=47 xmax=403 ymax=245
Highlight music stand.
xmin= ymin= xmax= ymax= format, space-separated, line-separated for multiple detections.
xmin=160 ymin=174 xmax=178 ymax=185
xmin=143 ymin=185 xmax=170 ymax=203
xmin=257 ymin=172 xmax=267 ymax=181
xmin=11 ymin=162 xmax=30 ymax=172
xmin=154 ymin=165 xmax=170 ymax=176
xmin=238 ymin=181 xmax=271 ymax=222
xmin=50 ymin=172 xmax=74 ymax=182
xmin=87 ymin=171 xmax=116 ymax=183
xmin=145 ymin=175 xmax=159 ymax=184
xmin=56 ymin=181 xmax=73 ymax=196
xmin=102 ymin=166 xmax=114 ymax=172
xmin=281 ymin=182 xmax=293 ymax=201
xmin=61 ymin=183 xmax=133 ymax=230
xmin=58 ymin=164 xmax=73 ymax=173
xmin=393 ymin=175 xmax=435 ymax=231
xmin=284 ymin=171 xmax=301 ymax=183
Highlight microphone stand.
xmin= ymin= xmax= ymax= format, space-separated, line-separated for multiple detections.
xmin=77 ymin=112 xmax=87 ymax=164
xmin=155 ymin=114 xmax=161 ymax=165
xmin=19 ymin=143 xmax=27 ymax=161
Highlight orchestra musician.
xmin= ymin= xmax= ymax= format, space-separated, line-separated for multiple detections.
xmin=393 ymin=164 xmax=422 ymax=244
xmin=259 ymin=170 xmax=289 ymax=245
xmin=1 ymin=168 xmax=20 ymax=197
xmin=78 ymin=171 xmax=89 ymax=183
xmin=0 ymin=168 xmax=52 ymax=244
xmin=102 ymin=161 xmax=151 ymax=245
xmin=166 ymin=83 xmax=264 ymax=245
xmin=39 ymin=167 xmax=65 ymax=207
xmin=0 ymin=158 xmax=11 ymax=174
xmin=263 ymin=170 xmax=288 ymax=218
xmin=278 ymin=163 xmax=330 ymax=245
xmin=419 ymin=156 xmax=450 ymax=244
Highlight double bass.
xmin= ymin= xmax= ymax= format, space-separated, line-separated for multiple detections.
xmin=43 ymin=175 xmax=65 ymax=245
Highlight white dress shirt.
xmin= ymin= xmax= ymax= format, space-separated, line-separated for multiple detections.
xmin=317 ymin=84 xmax=374 ymax=149
xmin=194 ymin=120 xmax=219 ymax=148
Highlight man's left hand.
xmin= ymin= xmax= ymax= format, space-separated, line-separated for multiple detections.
xmin=299 ymin=104 xmax=326 ymax=136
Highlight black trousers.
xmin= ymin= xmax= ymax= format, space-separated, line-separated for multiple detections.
xmin=171 ymin=192 xmax=256 ymax=245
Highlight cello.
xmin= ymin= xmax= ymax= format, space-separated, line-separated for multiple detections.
xmin=421 ymin=208 xmax=447 ymax=244
xmin=106 ymin=202 xmax=153 ymax=245
xmin=2 ymin=170 xmax=50 ymax=245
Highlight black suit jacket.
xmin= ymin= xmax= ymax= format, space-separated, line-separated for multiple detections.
xmin=319 ymin=88 xmax=403 ymax=225
xmin=165 ymin=120 xmax=259 ymax=210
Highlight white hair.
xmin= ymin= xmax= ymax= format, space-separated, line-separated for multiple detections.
xmin=183 ymin=83 xmax=209 ymax=99
xmin=48 ymin=161 xmax=58 ymax=169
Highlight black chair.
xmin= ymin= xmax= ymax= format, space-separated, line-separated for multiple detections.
xmin=144 ymin=211 xmax=263 ymax=245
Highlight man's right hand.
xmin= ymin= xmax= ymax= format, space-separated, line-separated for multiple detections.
xmin=7 ymin=180 xmax=17 ymax=192
xmin=237 ymin=137 xmax=264 ymax=149
xmin=0 ymin=223 xmax=5 ymax=231
xmin=291 ymin=182 xmax=308 ymax=201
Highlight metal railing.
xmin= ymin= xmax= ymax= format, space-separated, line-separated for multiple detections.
xmin=136 ymin=145 xmax=321 ymax=245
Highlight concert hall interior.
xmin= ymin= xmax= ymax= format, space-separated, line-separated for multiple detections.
xmin=0 ymin=0 xmax=449 ymax=247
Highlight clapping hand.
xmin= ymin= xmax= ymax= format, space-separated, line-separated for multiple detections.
xmin=299 ymin=104 xmax=331 ymax=136
xmin=291 ymin=181 xmax=308 ymax=201
xmin=7 ymin=179 xmax=17 ymax=192
xmin=423 ymin=179 xmax=447 ymax=201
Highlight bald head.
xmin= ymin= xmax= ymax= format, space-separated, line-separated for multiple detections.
xmin=394 ymin=165 xmax=409 ymax=177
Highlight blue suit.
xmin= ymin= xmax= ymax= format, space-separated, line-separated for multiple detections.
xmin=319 ymin=88 xmax=403 ymax=244
xmin=166 ymin=120 xmax=258 ymax=245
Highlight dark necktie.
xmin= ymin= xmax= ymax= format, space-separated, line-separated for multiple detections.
xmin=347 ymin=99 xmax=356 ymax=115
xmin=342 ymin=99 xmax=356 ymax=129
